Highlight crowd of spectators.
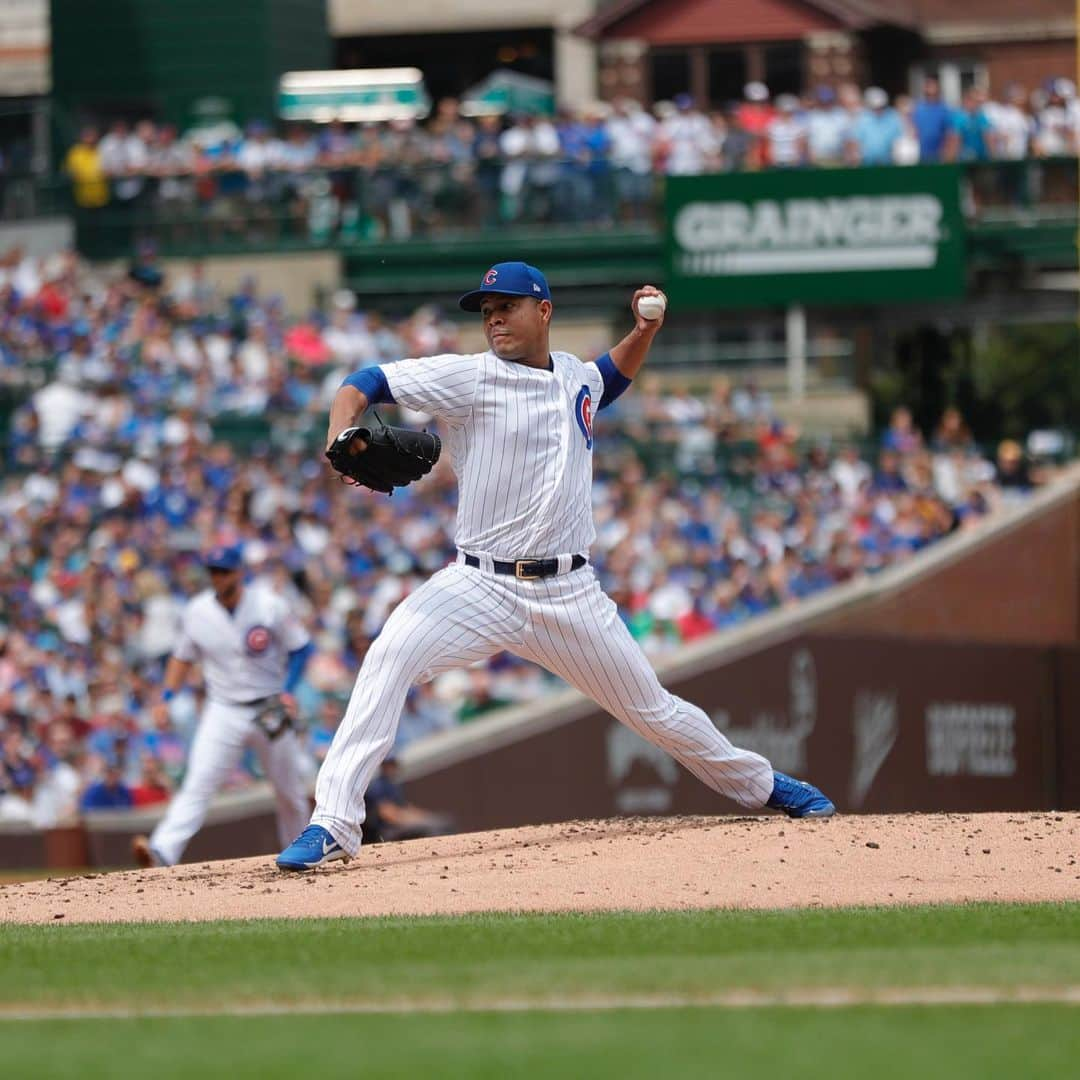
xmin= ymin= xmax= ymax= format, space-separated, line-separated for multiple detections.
xmin=0 ymin=250 xmax=1045 ymax=828
xmin=60 ymin=76 xmax=1080 ymax=238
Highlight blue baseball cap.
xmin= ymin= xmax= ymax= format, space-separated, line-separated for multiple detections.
xmin=458 ymin=262 xmax=551 ymax=312
xmin=205 ymin=544 xmax=243 ymax=571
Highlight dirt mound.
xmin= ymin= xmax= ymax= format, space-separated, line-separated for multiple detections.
xmin=3 ymin=812 xmax=1078 ymax=926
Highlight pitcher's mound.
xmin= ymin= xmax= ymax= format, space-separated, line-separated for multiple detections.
xmin=3 ymin=812 xmax=1078 ymax=926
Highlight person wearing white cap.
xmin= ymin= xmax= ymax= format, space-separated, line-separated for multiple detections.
xmin=1034 ymin=79 xmax=1080 ymax=156
xmin=737 ymin=82 xmax=774 ymax=167
xmin=985 ymin=84 xmax=1034 ymax=161
xmin=849 ymin=87 xmax=902 ymax=166
xmin=766 ymin=94 xmax=808 ymax=167
xmin=805 ymin=85 xmax=848 ymax=165
xmin=658 ymin=94 xmax=715 ymax=175
xmin=607 ymin=99 xmax=656 ymax=220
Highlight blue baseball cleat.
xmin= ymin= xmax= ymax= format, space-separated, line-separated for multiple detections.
xmin=766 ymin=771 xmax=836 ymax=818
xmin=276 ymin=824 xmax=348 ymax=871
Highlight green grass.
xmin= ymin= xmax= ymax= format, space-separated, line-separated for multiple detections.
xmin=5 ymin=1007 xmax=1080 ymax=1079
xmin=2 ymin=903 xmax=1079 ymax=1009
xmin=3 ymin=905 xmax=1079 ymax=1078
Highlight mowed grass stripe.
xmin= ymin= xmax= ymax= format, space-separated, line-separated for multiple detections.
xmin=3 ymin=985 xmax=1080 ymax=1021
xmin=3 ymin=903 xmax=1079 ymax=1010
xmin=5 ymin=1007 xmax=1080 ymax=1080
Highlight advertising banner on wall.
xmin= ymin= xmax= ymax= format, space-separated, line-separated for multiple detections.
xmin=404 ymin=635 xmax=1056 ymax=831
xmin=665 ymin=164 xmax=966 ymax=308
xmin=1053 ymin=648 xmax=1080 ymax=811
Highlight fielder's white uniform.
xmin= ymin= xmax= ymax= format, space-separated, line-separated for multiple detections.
xmin=150 ymin=583 xmax=311 ymax=865
xmin=311 ymin=349 xmax=774 ymax=854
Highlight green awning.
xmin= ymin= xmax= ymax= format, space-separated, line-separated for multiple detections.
xmin=278 ymin=68 xmax=431 ymax=123
xmin=461 ymin=69 xmax=555 ymax=117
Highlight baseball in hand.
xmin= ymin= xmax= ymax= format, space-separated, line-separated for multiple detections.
xmin=637 ymin=294 xmax=667 ymax=321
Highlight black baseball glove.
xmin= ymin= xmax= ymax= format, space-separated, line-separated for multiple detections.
xmin=325 ymin=422 xmax=442 ymax=495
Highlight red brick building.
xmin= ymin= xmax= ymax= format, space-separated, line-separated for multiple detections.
xmin=577 ymin=0 xmax=1075 ymax=105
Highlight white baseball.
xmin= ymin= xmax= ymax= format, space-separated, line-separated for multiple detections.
xmin=637 ymin=294 xmax=666 ymax=321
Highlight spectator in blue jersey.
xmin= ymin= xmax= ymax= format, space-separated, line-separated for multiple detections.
xmin=873 ymin=449 xmax=909 ymax=493
xmin=850 ymin=87 xmax=903 ymax=165
xmin=881 ymin=406 xmax=924 ymax=454
xmin=359 ymin=757 xmax=454 ymax=844
xmin=80 ymin=758 xmax=134 ymax=810
xmin=912 ymin=77 xmax=953 ymax=162
xmin=581 ymin=106 xmax=614 ymax=222
xmin=555 ymin=107 xmax=592 ymax=223
xmin=947 ymin=87 xmax=994 ymax=161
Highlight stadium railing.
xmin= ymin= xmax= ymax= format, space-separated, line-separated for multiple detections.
xmin=8 ymin=156 xmax=1077 ymax=261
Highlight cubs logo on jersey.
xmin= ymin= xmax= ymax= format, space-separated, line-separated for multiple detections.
xmin=245 ymin=625 xmax=272 ymax=655
xmin=575 ymin=386 xmax=594 ymax=450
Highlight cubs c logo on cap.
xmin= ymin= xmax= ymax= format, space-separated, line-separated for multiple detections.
xmin=245 ymin=625 xmax=272 ymax=655
xmin=484 ymin=268 xmax=499 ymax=285
xmin=575 ymin=386 xmax=594 ymax=450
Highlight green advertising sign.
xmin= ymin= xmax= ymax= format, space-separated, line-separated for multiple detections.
xmin=665 ymin=164 xmax=966 ymax=309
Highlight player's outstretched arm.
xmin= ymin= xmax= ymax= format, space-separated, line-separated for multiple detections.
xmin=326 ymin=385 xmax=369 ymax=452
xmin=608 ymin=286 xmax=667 ymax=382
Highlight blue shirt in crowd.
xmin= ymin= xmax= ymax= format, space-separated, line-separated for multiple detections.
xmin=911 ymin=100 xmax=952 ymax=161
xmin=853 ymin=109 xmax=903 ymax=166
xmin=80 ymin=781 xmax=134 ymax=811
xmin=951 ymin=109 xmax=992 ymax=161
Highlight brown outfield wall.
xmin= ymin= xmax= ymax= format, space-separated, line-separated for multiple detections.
xmin=1055 ymin=648 xmax=1080 ymax=811
xmin=403 ymin=636 xmax=1064 ymax=831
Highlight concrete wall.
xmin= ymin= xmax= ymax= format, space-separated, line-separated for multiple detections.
xmin=158 ymin=250 xmax=341 ymax=315
xmin=329 ymin=0 xmax=595 ymax=36
xmin=0 ymin=216 xmax=73 ymax=257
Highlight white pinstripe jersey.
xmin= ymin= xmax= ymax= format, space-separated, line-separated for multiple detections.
xmin=381 ymin=350 xmax=606 ymax=559
xmin=173 ymin=584 xmax=310 ymax=704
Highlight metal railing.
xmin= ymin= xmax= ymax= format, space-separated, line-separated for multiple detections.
xmin=6 ymin=156 xmax=1076 ymax=258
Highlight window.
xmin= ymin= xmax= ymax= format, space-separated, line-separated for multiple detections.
xmin=708 ymin=48 xmax=747 ymax=107
xmin=650 ymin=50 xmax=691 ymax=102
xmin=764 ymin=43 xmax=802 ymax=96
xmin=909 ymin=62 xmax=988 ymax=106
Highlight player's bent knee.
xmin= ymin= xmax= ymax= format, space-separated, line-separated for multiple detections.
xmin=360 ymin=635 xmax=419 ymax=680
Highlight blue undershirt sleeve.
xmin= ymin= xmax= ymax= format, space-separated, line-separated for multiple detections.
xmin=284 ymin=643 xmax=314 ymax=695
xmin=341 ymin=366 xmax=395 ymax=405
xmin=595 ymin=352 xmax=631 ymax=410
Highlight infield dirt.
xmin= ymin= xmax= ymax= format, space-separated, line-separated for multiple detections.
xmin=2 ymin=812 xmax=1078 ymax=925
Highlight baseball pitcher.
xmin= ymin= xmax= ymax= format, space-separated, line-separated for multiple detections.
xmin=277 ymin=262 xmax=834 ymax=871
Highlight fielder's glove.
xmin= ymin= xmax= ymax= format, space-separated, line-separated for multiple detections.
xmin=326 ymin=422 xmax=441 ymax=495
xmin=251 ymin=695 xmax=292 ymax=741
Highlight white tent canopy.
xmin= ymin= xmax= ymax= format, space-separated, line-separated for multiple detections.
xmin=278 ymin=68 xmax=431 ymax=123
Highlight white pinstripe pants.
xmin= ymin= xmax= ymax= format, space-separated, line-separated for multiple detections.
xmin=150 ymin=700 xmax=310 ymax=866
xmin=312 ymin=562 xmax=774 ymax=854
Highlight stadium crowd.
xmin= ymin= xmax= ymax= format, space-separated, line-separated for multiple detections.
xmin=0 ymin=250 xmax=1043 ymax=827
xmin=61 ymin=76 xmax=1080 ymax=236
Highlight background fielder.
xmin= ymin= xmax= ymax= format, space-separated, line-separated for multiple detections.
xmin=134 ymin=545 xmax=313 ymax=867
xmin=278 ymin=262 xmax=834 ymax=870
